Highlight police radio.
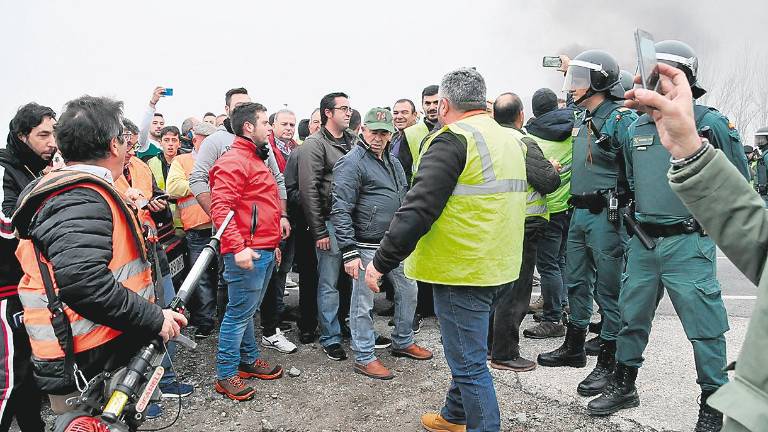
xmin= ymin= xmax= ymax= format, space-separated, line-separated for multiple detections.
xmin=607 ymin=190 xmax=619 ymax=224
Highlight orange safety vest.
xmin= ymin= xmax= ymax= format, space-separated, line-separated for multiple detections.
xmin=15 ymin=171 xmax=155 ymax=360
xmin=174 ymin=154 xmax=212 ymax=230
xmin=115 ymin=157 xmax=159 ymax=242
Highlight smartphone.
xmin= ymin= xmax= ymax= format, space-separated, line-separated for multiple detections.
xmin=161 ymin=88 xmax=174 ymax=96
xmin=634 ymin=29 xmax=659 ymax=91
xmin=153 ymin=193 xmax=170 ymax=202
xmin=542 ymin=56 xmax=562 ymax=68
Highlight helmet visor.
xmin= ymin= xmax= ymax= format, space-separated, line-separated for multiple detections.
xmin=756 ymin=135 xmax=768 ymax=149
xmin=562 ymin=65 xmax=592 ymax=92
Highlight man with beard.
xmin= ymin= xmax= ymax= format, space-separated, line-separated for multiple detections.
xmin=0 ymin=102 xmax=56 ymax=431
xmin=397 ymin=85 xmax=439 ymax=183
xmin=189 ymin=87 xmax=288 ymax=229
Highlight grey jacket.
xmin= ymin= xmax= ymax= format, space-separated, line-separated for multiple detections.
xmin=331 ymin=141 xmax=408 ymax=263
xmin=189 ymin=123 xmax=286 ymax=199
xmin=669 ymin=146 xmax=768 ymax=431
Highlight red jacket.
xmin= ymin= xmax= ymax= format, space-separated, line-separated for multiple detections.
xmin=210 ymin=136 xmax=281 ymax=254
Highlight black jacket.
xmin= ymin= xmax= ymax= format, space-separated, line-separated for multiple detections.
xmin=331 ymin=140 xmax=408 ymax=263
xmin=13 ymin=177 xmax=164 ymax=382
xmin=298 ymin=127 xmax=360 ymax=240
xmin=526 ymin=108 xmax=576 ymax=143
xmin=501 ymin=125 xmax=561 ymax=198
xmin=0 ymin=133 xmax=49 ymax=297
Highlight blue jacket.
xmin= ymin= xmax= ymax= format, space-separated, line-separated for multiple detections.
xmin=331 ymin=140 xmax=408 ymax=263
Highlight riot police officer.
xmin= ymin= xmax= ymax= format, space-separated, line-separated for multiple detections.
xmin=586 ymin=40 xmax=750 ymax=432
xmin=752 ymin=126 xmax=768 ymax=206
xmin=537 ymin=50 xmax=637 ymax=398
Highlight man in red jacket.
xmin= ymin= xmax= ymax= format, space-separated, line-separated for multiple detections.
xmin=210 ymin=102 xmax=284 ymax=401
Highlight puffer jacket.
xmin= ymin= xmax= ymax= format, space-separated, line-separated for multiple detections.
xmin=298 ymin=127 xmax=360 ymax=240
xmin=0 ymin=132 xmax=50 ymax=298
xmin=12 ymin=175 xmax=165 ymax=384
xmin=331 ymin=139 xmax=408 ymax=263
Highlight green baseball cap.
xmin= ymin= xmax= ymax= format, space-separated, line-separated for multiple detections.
xmin=363 ymin=107 xmax=396 ymax=133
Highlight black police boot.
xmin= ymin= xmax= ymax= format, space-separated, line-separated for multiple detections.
xmin=587 ymin=363 xmax=640 ymax=416
xmin=537 ymin=323 xmax=587 ymax=368
xmin=695 ymin=389 xmax=723 ymax=432
xmin=585 ymin=335 xmax=604 ymax=356
xmin=577 ymin=339 xmax=616 ymax=396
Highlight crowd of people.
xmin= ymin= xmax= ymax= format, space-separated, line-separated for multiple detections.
xmin=0 ymin=37 xmax=762 ymax=432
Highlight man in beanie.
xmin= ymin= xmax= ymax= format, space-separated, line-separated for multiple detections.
xmin=523 ymin=88 xmax=577 ymax=340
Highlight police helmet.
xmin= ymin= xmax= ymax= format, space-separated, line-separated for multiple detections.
xmin=563 ymin=50 xmax=622 ymax=101
xmin=756 ymin=126 xmax=768 ymax=150
xmin=619 ymin=70 xmax=635 ymax=92
xmin=655 ymin=40 xmax=705 ymax=99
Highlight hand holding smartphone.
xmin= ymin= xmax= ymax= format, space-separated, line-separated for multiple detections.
xmin=635 ymin=29 xmax=660 ymax=91
xmin=542 ymin=56 xmax=562 ymax=68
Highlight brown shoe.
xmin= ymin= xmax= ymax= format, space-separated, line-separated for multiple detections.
xmin=238 ymin=359 xmax=283 ymax=380
xmin=490 ymin=356 xmax=537 ymax=372
xmin=214 ymin=376 xmax=255 ymax=401
xmin=391 ymin=343 xmax=433 ymax=360
xmin=353 ymin=359 xmax=394 ymax=380
xmin=420 ymin=412 xmax=466 ymax=432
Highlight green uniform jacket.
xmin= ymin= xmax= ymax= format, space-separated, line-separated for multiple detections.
xmin=669 ymin=147 xmax=768 ymax=432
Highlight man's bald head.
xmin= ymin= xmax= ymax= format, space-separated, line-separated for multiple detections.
xmin=493 ymin=92 xmax=524 ymax=128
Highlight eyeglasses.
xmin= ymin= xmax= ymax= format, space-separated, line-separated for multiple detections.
xmin=333 ymin=106 xmax=353 ymax=114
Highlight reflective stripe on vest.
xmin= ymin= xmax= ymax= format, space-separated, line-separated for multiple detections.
xmin=404 ymin=121 xmax=430 ymax=181
xmin=511 ymin=132 xmax=550 ymax=220
xmin=15 ymin=172 xmax=154 ymax=360
xmin=530 ymin=133 xmax=573 ymax=214
xmin=405 ymin=114 xmax=527 ymax=286
xmin=148 ymin=156 xmax=182 ymax=228
xmin=174 ymin=154 xmax=212 ymax=230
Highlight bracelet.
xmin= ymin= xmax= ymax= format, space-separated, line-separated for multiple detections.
xmin=670 ymin=139 xmax=709 ymax=168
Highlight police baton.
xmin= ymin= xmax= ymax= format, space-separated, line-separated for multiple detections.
xmin=622 ymin=209 xmax=656 ymax=250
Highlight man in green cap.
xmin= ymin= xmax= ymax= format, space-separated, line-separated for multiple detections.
xmin=331 ymin=107 xmax=433 ymax=380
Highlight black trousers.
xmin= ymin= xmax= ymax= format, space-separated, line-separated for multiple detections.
xmin=0 ymin=296 xmax=44 ymax=432
xmin=416 ymin=281 xmax=435 ymax=317
xmin=489 ymin=217 xmax=546 ymax=360
xmin=294 ymin=226 xmax=319 ymax=334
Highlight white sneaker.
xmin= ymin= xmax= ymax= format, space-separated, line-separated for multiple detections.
xmin=261 ymin=328 xmax=298 ymax=354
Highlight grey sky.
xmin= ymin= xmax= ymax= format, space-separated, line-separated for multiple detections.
xmin=1 ymin=0 xmax=765 ymax=142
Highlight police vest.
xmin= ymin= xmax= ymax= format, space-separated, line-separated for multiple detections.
xmin=173 ymin=154 xmax=212 ymax=230
xmin=507 ymin=128 xmax=550 ymax=221
xmin=148 ymin=156 xmax=182 ymax=229
xmin=16 ymin=171 xmax=154 ymax=360
xmin=530 ymin=133 xmax=573 ymax=214
xmin=571 ymin=102 xmax=632 ymax=195
xmin=404 ymin=121 xmax=430 ymax=181
xmin=405 ymin=114 xmax=527 ymax=286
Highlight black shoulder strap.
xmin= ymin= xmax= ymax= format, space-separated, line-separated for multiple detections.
xmin=31 ymin=242 xmax=77 ymax=376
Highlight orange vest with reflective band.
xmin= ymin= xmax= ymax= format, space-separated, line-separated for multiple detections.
xmin=174 ymin=154 xmax=211 ymax=230
xmin=115 ymin=157 xmax=158 ymax=242
xmin=16 ymin=171 xmax=155 ymax=360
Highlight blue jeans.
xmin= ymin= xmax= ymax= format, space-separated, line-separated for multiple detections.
xmin=350 ymin=248 xmax=417 ymax=364
xmin=186 ymin=228 xmax=217 ymax=332
xmin=216 ymin=250 xmax=275 ymax=379
xmin=536 ymin=210 xmax=570 ymax=322
xmin=434 ymin=284 xmax=501 ymax=432
xmin=159 ymin=273 xmax=177 ymax=385
xmin=315 ymin=222 xmax=342 ymax=347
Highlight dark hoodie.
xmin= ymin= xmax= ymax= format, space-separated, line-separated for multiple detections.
xmin=0 ymin=133 xmax=50 ymax=297
xmin=525 ymin=107 xmax=575 ymax=142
